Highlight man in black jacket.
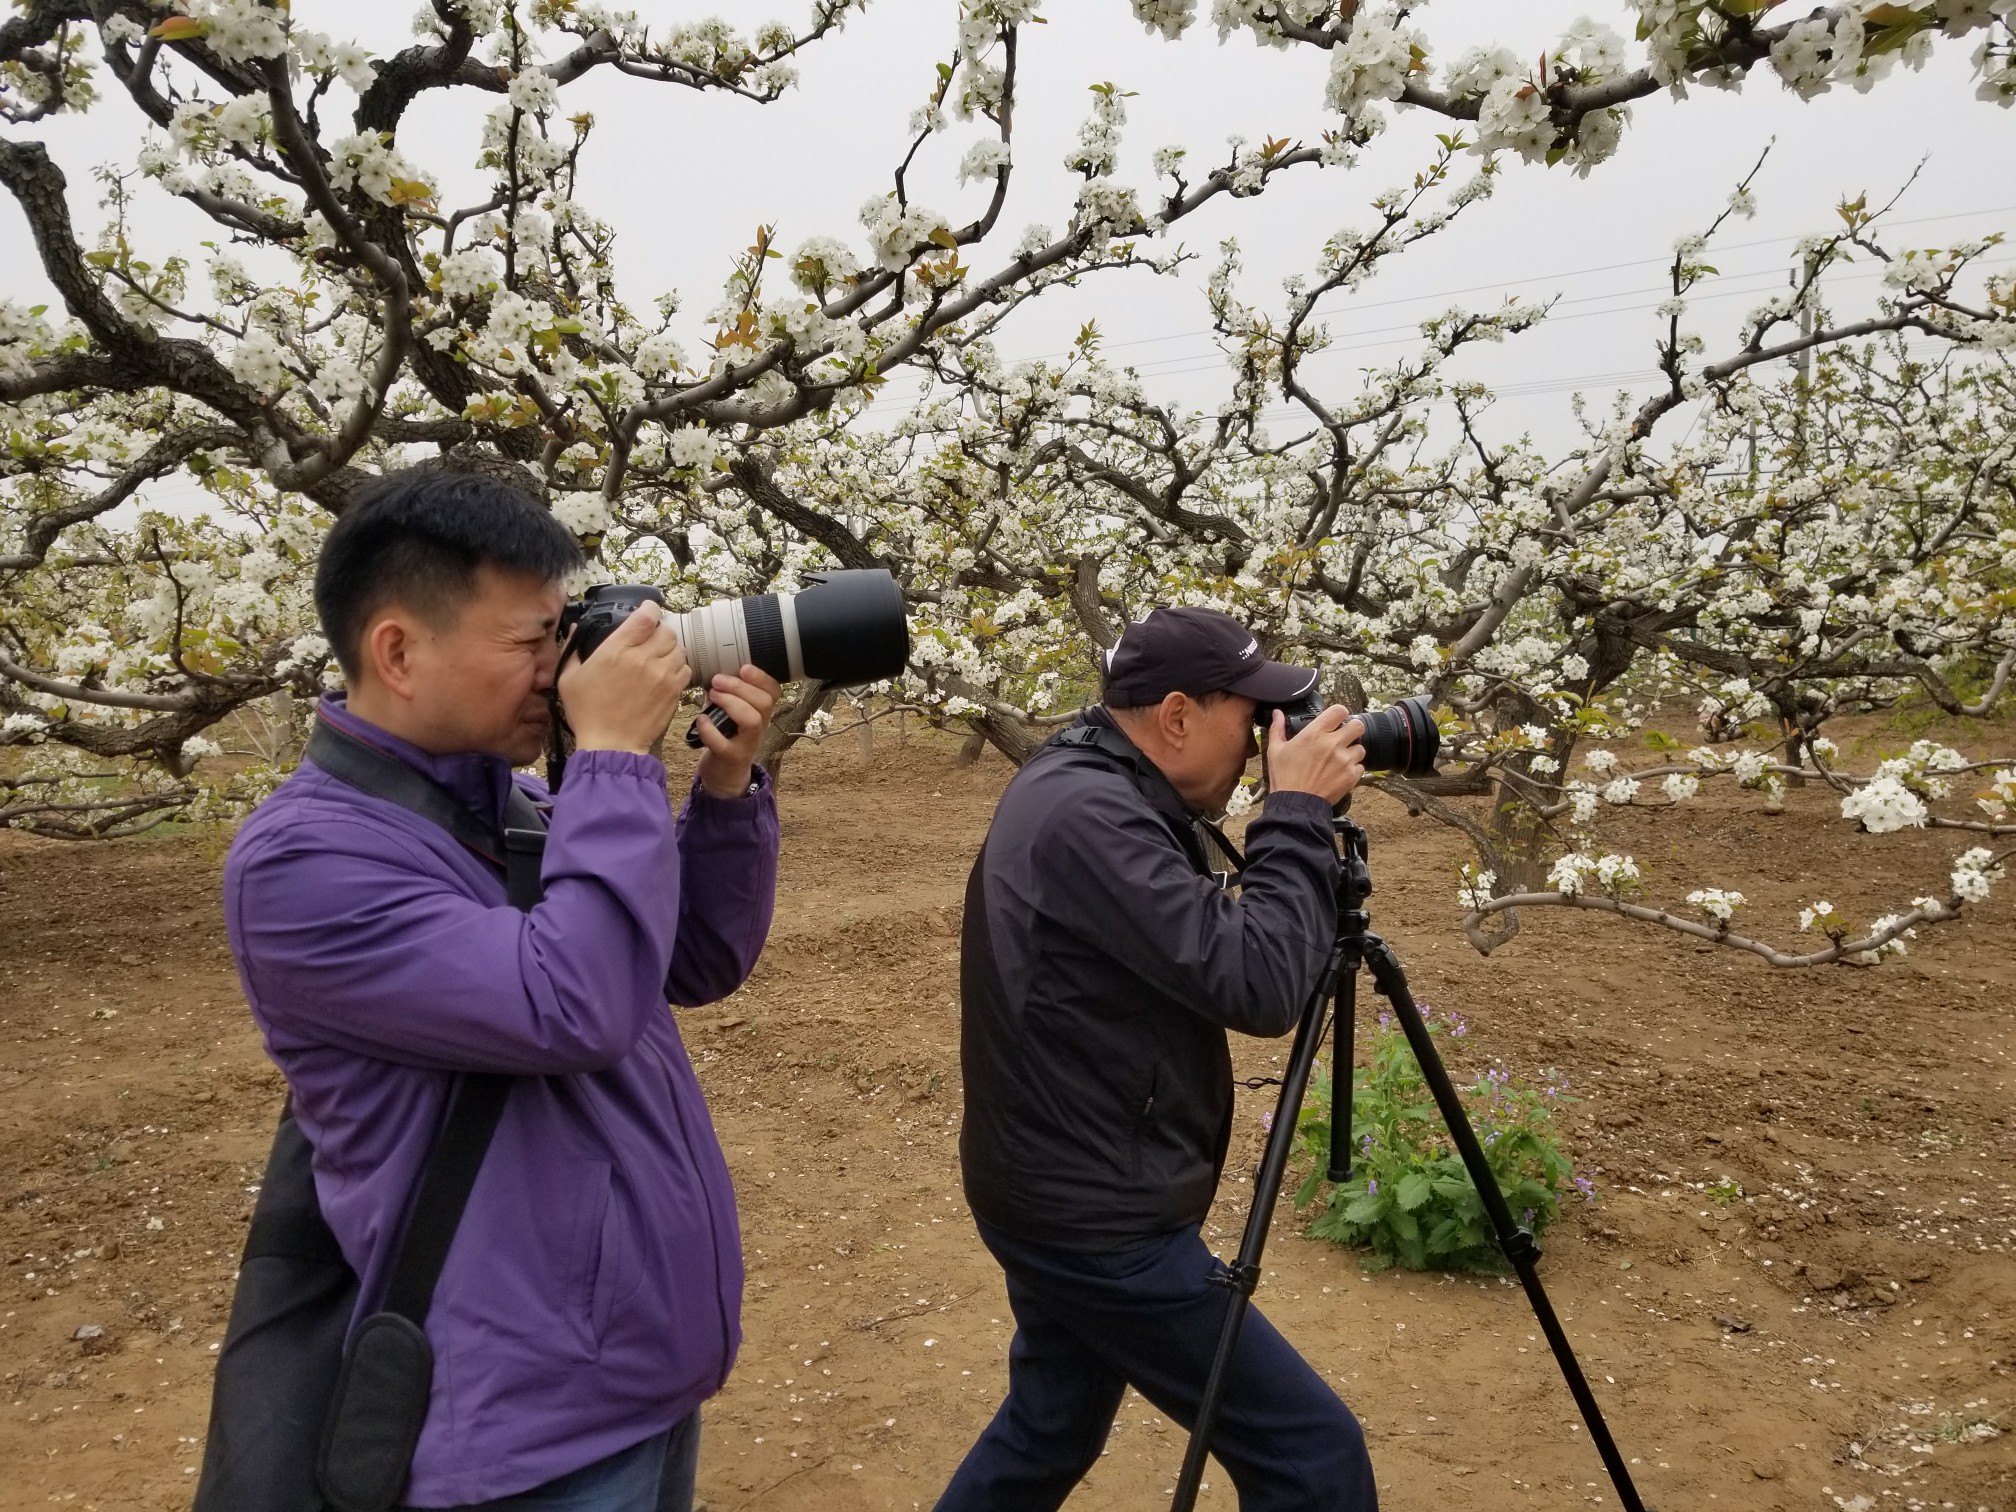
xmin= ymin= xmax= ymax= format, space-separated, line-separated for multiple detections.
xmin=938 ymin=607 xmax=1379 ymax=1511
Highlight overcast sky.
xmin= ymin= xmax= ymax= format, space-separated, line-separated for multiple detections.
xmin=9 ymin=0 xmax=2013 ymax=514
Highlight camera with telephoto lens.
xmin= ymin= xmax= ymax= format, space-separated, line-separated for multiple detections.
xmin=1266 ymin=691 xmax=1441 ymax=776
xmin=555 ymin=567 xmax=910 ymax=751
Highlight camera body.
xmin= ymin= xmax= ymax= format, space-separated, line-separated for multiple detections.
xmin=557 ymin=584 xmax=667 ymax=665
xmin=1267 ymin=691 xmax=1440 ymax=776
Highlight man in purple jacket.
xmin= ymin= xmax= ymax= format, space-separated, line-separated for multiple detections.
xmin=224 ymin=471 xmax=781 ymax=1510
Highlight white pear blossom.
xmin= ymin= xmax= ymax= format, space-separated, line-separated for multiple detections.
xmin=552 ymin=491 xmax=613 ymax=537
xmin=1564 ymin=783 xmax=1600 ymax=826
xmin=1841 ymin=775 xmax=1930 ymax=834
xmin=229 ymin=329 xmax=293 ymax=391
xmin=1325 ymin=13 xmax=1426 ymax=116
xmin=1477 ymin=76 xmax=1554 ymax=161
xmin=193 ymin=0 xmax=288 ymax=65
xmin=959 ymin=139 xmax=1012 ymax=185
xmin=1950 ymin=848 xmax=2004 ymax=903
xmin=1548 ymin=853 xmax=1596 ymax=895
xmin=1130 ymin=0 xmax=1197 ymax=41
xmin=1456 ymin=862 xmax=1496 ymax=910
xmin=668 ymin=428 xmax=718 ymax=470
xmin=1685 ymin=888 xmax=1744 ymax=923
xmin=437 ymin=248 xmax=503 ymax=300
xmin=507 ymin=67 xmax=560 ymax=117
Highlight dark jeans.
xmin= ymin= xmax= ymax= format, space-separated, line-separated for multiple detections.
xmin=410 ymin=1411 xmax=700 ymax=1512
xmin=936 ymin=1222 xmax=1376 ymax=1512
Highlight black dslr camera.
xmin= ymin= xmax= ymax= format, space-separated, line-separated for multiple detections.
xmin=1266 ymin=691 xmax=1440 ymax=776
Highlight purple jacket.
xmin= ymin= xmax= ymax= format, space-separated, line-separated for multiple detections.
xmin=222 ymin=695 xmax=778 ymax=1505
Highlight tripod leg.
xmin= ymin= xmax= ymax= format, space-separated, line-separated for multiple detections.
xmin=1326 ymin=965 xmax=1357 ymax=1183
xmin=1360 ymin=935 xmax=1649 ymax=1512
xmin=1169 ymin=952 xmax=1341 ymax=1512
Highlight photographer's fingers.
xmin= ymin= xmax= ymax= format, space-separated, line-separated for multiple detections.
xmin=710 ymin=667 xmax=780 ymax=721
xmin=602 ymin=598 xmax=664 ymax=650
xmin=696 ymin=686 xmax=763 ymax=742
xmin=1282 ymin=702 xmax=1352 ymax=742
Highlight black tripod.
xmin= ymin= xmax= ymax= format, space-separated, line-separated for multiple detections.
xmin=1169 ymin=811 xmax=1648 ymax=1512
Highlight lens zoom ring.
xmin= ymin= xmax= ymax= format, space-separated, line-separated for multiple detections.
xmin=739 ymin=595 xmax=792 ymax=681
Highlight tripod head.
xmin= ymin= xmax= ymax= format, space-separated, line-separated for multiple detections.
xmin=1333 ymin=807 xmax=1371 ymax=931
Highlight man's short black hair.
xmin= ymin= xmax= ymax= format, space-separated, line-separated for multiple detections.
xmin=315 ymin=470 xmax=584 ymax=679
xmin=1106 ymin=689 xmax=1232 ymax=719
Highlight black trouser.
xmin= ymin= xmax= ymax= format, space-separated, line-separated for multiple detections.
xmin=935 ymin=1221 xmax=1377 ymax=1512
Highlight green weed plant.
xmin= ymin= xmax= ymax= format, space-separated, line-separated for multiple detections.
xmin=1292 ymin=1005 xmax=1588 ymax=1273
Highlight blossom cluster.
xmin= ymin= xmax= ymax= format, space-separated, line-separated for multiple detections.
xmin=1685 ymin=888 xmax=1745 ymax=924
xmin=1841 ymin=775 xmax=1931 ymax=834
xmin=1548 ymin=852 xmax=1640 ymax=897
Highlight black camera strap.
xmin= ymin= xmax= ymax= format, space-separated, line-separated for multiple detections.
xmin=295 ymin=717 xmax=556 ymax=1510
xmin=301 ymin=716 xmax=544 ymax=1310
xmin=305 ymin=718 xmax=548 ymax=907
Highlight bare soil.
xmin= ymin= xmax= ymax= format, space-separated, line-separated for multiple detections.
xmin=3 ymin=724 xmax=2012 ymax=1511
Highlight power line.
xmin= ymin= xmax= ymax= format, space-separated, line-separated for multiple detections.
xmin=987 ymin=201 xmax=2016 ymax=365
xmin=853 ymin=201 xmax=2015 ymax=415
xmin=1120 ymin=253 xmax=2014 ymax=386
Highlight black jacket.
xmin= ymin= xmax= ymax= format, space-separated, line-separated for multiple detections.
xmin=958 ymin=709 xmax=1343 ymax=1250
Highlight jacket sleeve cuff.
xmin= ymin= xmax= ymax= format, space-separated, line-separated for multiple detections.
xmin=684 ymin=764 xmax=774 ymax=813
xmin=1259 ymin=789 xmax=1337 ymax=827
xmin=561 ymin=748 xmax=669 ymax=787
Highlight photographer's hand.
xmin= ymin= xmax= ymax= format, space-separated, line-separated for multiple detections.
xmin=693 ymin=665 xmax=781 ymax=799
xmin=558 ymin=600 xmax=694 ymax=755
xmin=1264 ymin=706 xmax=1367 ymax=806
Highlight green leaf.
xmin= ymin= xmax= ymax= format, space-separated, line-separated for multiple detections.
xmin=1342 ymin=1191 xmax=1386 ymax=1226
xmin=1294 ymin=1169 xmax=1325 ymax=1209
xmin=1396 ymin=1172 xmax=1433 ymax=1211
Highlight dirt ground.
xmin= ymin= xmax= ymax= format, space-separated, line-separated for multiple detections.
xmin=3 ymin=722 xmax=2012 ymax=1512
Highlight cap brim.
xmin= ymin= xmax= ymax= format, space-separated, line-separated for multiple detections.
xmin=1223 ymin=659 xmax=1318 ymax=705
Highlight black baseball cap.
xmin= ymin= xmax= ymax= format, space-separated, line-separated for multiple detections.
xmin=1101 ymin=607 xmax=1318 ymax=708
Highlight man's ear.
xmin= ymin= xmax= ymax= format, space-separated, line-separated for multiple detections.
xmin=1158 ymin=690 xmax=1191 ymax=746
xmin=359 ymin=609 xmax=424 ymax=702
